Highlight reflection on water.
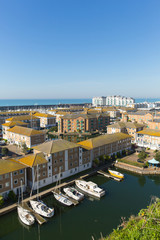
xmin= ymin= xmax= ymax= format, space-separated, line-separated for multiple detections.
xmin=48 ymin=134 xmax=100 ymax=143
xmin=1 ymin=171 xmax=160 ymax=240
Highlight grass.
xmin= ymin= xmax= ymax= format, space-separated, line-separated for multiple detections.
xmin=118 ymin=157 xmax=147 ymax=168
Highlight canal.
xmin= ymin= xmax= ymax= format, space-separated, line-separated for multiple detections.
xmin=0 ymin=170 xmax=160 ymax=240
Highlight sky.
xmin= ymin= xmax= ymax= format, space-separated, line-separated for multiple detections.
xmin=0 ymin=0 xmax=160 ymax=99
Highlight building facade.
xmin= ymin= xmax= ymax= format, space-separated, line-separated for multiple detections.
xmin=135 ymin=129 xmax=160 ymax=150
xmin=106 ymin=96 xmax=135 ymax=107
xmin=33 ymin=112 xmax=56 ymax=128
xmin=92 ymin=97 xmax=106 ymax=107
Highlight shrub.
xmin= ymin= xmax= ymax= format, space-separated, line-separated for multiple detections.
xmin=138 ymin=150 xmax=147 ymax=161
xmin=1 ymin=147 xmax=8 ymax=156
xmin=154 ymin=151 xmax=160 ymax=162
xmin=93 ymin=158 xmax=99 ymax=166
xmin=117 ymin=152 xmax=122 ymax=158
xmin=0 ymin=195 xmax=4 ymax=208
xmin=8 ymin=190 xmax=17 ymax=202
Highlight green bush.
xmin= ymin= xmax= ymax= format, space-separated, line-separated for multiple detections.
xmin=93 ymin=158 xmax=99 ymax=166
xmin=1 ymin=147 xmax=8 ymax=156
xmin=154 ymin=151 xmax=160 ymax=162
xmin=8 ymin=190 xmax=17 ymax=202
xmin=0 ymin=195 xmax=4 ymax=208
xmin=138 ymin=150 xmax=147 ymax=161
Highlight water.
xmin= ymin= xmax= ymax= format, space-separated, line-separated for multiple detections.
xmin=0 ymin=98 xmax=160 ymax=107
xmin=1 ymin=170 xmax=160 ymax=240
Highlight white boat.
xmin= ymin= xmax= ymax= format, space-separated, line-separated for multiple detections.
xmin=63 ymin=187 xmax=84 ymax=201
xmin=53 ymin=191 xmax=73 ymax=206
xmin=75 ymin=180 xmax=105 ymax=198
xmin=30 ymin=200 xmax=54 ymax=218
xmin=108 ymin=169 xmax=124 ymax=179
xmin=17 ymin=205 xmax=35 ymax=226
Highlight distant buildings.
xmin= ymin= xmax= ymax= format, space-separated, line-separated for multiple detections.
xmin=33 ymin=112 xmax=56 ymax=128
xmin=92 ymin=95 xmax=135 ymax=107
xmin=58 ymin=112 xmax=110 ymax=134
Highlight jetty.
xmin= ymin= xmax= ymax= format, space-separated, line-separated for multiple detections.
xmin=97 ymin=170 xmax=122 ymax=181
xmin=20 ymin=202 xmax=46 ymax=225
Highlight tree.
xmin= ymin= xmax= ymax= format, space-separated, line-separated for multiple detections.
xmin=93 ymin=158 xmax=99 ymax=167
xmin=2 ymin=147 xmax=8 ymax=156
xmin=22 ymin=142 xmax=28 ymax=154
xmin=138 ymin=150 xmax=147 ymax=162
xmin=155 ymin=151 xmax=160 ymax=162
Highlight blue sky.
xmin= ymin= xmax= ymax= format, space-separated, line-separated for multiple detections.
xmin=0 ymin=0 xmax=160 ymax=99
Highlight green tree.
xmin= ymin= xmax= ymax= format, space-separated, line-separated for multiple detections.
xmin=93 ymin=158 xmax=99 ymax=166
xmin=154 ymin=151 xmax=160 ymax=162
xmin=2 ymin=147 xmax=8 ymax=156
xmin=0 ymin=195 xmax=4 ymax=208
xmin=138 ymin=150 xmax=147 ymax=162
xmin=22 ymin=142 xmax=28 ymax=154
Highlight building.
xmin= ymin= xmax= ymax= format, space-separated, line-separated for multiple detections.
xmin=0 ymin=159 xmax=27 ymax=198
xmin=135 ymin=129 xmax=160 ymax=150
xmin=147 ymin=119 xmax=160 ymax=130
xmin=107 ymin=121 xmax=145 ymax=142
xmin=78 ymin=133 xmax=132 ymax=161
xmin=33 ymin=139 xmax=91 ymax=182
xmin=58 ymin=113 xmax=110 ymax=134
xmin=33 ymin=112 xmax=56 ymax=128
xmin=106 ymin=96 xmax=135 ymax=107
xmin=92 ymin=97 xmax=106 ymax=107
xmin=5 ymin=115 xmax=40 ymax=129
xmin=2 ymin=121 xmax=29 ymax=139
xmin=4 ymin=126 xmax=46 ymax=148
xmin=122 ymin=111 xmax=154 ymax=124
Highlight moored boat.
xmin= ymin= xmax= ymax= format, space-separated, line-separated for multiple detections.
xmin=75 ymin=180 xmax=105 ymax=198
xmin=53 ymin=190 xmax=73 ymax=206
xmin=17 ymin=205 xmax=35 ymax=226
xmin=30 ymin=200 xmax=54 ymax=218
xmin=108 ymin=169 xmax=124 ymax=179
xmin=63 ymin=187 xmax=84 ymax=201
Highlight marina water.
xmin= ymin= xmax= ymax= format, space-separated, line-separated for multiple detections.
xmin=1 ymin=170 xmax=160 ymax=240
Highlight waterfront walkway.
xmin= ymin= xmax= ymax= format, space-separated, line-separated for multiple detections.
xmin=115 ymin=162 xmax=160 ymax=175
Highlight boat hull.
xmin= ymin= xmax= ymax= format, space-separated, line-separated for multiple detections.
xmin=30 ymin=200 xmax=54 ymax=218
xmin=75 ymin=181 xmax=105 ymax=198
xmin=63 ymin=187 xmax=84 ymax=201
xmin=17 ymin=206 xmax=35 ymax=226
xmin=108 ymin=170 xmax=124 ymax=179
xmin=53 ymin=192 xmax=73 ymax=206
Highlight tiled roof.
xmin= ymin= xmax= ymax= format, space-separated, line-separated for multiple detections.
xmin=60 ymin=113 xmax=109 ymax=119
xmin=2 ymin=121 xmax=28 ymax=127
xmin=34 ymin=112 xmax=56 ymax=118
xmin=33 ymin=139 xmax=79 ymax=154
xmin=6 ymin=115 xmax=39 ymax=122
xmin=137 ymin=129 xmax=160 ymax=137
xmin=107 ymin=121 xmax=144 ymax=129
xmin=7 ymin=126 xmax=45 ymax=137
xmin=78 ymin=133 xmax=132 ymax=150
xmin=0 ymin=159 xmax=27 ymax=175
xmin=16 ymin=153 xmax=47 ymax=167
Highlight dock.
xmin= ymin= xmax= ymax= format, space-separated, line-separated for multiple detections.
xmin=20 ymin=202 xmax=46 ymax=225
xmin=97 ymin=170 xmax=122 ymax=181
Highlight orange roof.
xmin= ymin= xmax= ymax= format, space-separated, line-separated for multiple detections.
xmin=7 ymin=126 xmax=45 ymax=137
xmin=2 ymin=121 xmax=28 ymax=127
xmin=16 ymin=153 xmax=47 ymax=167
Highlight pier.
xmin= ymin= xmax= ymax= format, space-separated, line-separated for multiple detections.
xmin=97 ymin=170 xmax=122 ymax=181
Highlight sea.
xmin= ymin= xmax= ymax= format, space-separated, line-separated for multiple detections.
xmin=0 ymin=98 xmax=160 ymax=107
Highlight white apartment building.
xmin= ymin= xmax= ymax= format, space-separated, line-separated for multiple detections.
xmin=92 ymin=97 xmax=106 ymax=107
xmin=106 ymin=95 xmax=135 ymax=107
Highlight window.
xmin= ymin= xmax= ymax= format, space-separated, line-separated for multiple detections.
xmin=14 ymin=180 xmax=18 ymax=185
xmin=19 ymin=170 xmax=24 ymax=174
xmin=43 ymin=180 xmax=46 ymax=183
xmin=43 ymin=164 xmax=46 ymax=168
xmin=54 ymin=167 xmax=57 ymax=173
xmin=49 ymin=166 xmax=51 ymax=170
xmin=5 ymin=182 xmax=10 ymax=187
xmin=43 ymin=172 xmax=46 ymax=176
xmin=20 ymin=178 xmax=24 ymax=183
xmin=14 ymin=171 xmax=18 ymax=176
xmin=54 ymin=160 xmax=57 ymax=164
xmin=0 ymin=184 xmax=3 ymax=189
xmin=75 ymin=161 xmax=77 ymax=165
xmin=75 ymin=168 xmax=77 ymax=171
xmin=60 ymin=173 xmax=63 ymax=177
xmin=70 ymin=149 xmax=73 ymax=153
xmin=49 ymin=173 xmax=51 ymax=177
xmin=59 ymin=159 xmax=63 ymax=162
xmin=70 ymin=155 xmax=73 ymax=159
xmin=59 ymin=151 xmax=63 ymax=156
xmin=54 ymin=153 xmax=57 ymax=157
xmin=5 ymin=173 xmax=9 ymax=179
xmin=70 ymin=163 xmax=73 ymax=167
xmin=0 ymin=175 xmax=3 ymax=180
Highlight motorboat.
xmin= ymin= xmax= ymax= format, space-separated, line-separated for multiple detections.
xmin=63 ymin=187 xmax=84 ymax=201
xmin=30 ymin=200 xmax=54 ymax=218
xmin=75 ymin=180 xmax=105 ymax=198
xmin=17 ymin=205 xmax=35 ymax=226
xmin=53 ymin=190 xmax=73 ymax=206
xmin=108 ymin=169 xmax=124 ymax=179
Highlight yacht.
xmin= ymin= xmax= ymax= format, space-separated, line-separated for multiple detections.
xmin=30 ymin=200 xmax=54 ymax=218
xmin=17 ymin=205 xmax=35 ymax=226
xmin=108 ymin=169 xmax=124 ymax=179
xmin=53 ymin=191 xmax=73 ymax=206
xmin=63 ymin=187 xmax=84 ymax=201
xmin=75 ymin=180 xmax=105 ymax=198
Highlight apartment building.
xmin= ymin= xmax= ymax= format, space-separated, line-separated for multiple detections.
xmin=147 ymin=119 xmax=160 ymax=130
xmin=106 ymin=96 xmax=135 ymax=107
xmin=0 ymin=159 xmax=27 ymax=198
xmin=33 ymin=139 xmax=91 ymax=183
xmin=135 ymin=129 xmax=160 ymax=150
xmin=58 ymin=113 xmax=110 ymax=134
xmin=33 ymin=112 xmax=56 ymax=128
xmin=92 ymin=97 xmax=106 ymax=107
xmin=122 ymin=111 xmax=156 ymax=124
xmin=78 ymin=133 xmax=132 ymax=161
xmin=107 ymin=121 xmax=145 ymax=142
xmin=4 ymin=126 xmax=46 ymax=148
xmin=5 ymin=115 xmax=40 ymax=129
xmin=2 ymin=121 xmax=29 ymax=139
